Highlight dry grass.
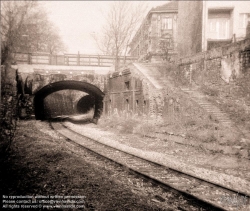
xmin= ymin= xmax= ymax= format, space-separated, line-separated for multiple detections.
xmin=0 ymin=120 xmax=177 ymax=211
xmin=65 ymin=121 xmax=250 ymax=196
xmin=149 ymin=63 xmax=250 ymax=145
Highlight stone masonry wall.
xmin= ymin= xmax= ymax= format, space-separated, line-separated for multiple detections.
xmin=16 ymin=70 xmax=106 ymax=119
xmin=104 ymin=68 xmax=148 ymax=117
xmin=104 ymin=64 xmax=169 ymax=119
xmin=178 ymin=39 xmax=250 ymax=92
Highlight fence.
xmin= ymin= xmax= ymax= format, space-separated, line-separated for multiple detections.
xmin=12 ymin=52 xmax=138 ymax=67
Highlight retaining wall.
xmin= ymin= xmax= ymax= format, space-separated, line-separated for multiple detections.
xmin=178 ymin=39 xmax=250 ymax=88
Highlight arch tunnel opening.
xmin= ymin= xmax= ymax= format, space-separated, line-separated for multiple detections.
xmin=76 ymin=95 xmax=95 ymax=114
xmin=34 ymin=80 xmax=104 ymax=121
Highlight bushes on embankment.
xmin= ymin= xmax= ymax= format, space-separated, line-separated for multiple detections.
xmin=0 ymin=64 xmax=18 ymax=155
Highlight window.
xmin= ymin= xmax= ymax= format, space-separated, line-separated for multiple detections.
xmin=162 ymin=17 xmax=173 ymax=30
xmin=208 ymin=18 xmax=229 ymax=39
xmin=239 ymin=13 xmax=250 ymax=28
xmin=126 ymin=99 xmax=129 ymax=111
xmin=135 ymin=100 xmax=139 ymax=112
xmin=125 ymin=81 xmax=130 ymax=90
xmin=109 ymin=99 xmax=112 ymax=110
xmin=208 ymin=11 xmax=231 ymax=39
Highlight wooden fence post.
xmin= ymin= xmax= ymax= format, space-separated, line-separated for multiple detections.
xmin=29 ymin=53 xmax=32 ymax=64
xmin=77 ymin=52 xmax=80 ymax=66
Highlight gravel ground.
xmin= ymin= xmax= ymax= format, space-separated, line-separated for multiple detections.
xmin=0 ymin=120 xmax=207 ymax=211
xmin=63 ymin=119 xmax=250 ymax=196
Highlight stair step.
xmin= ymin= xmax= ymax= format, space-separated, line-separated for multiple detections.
xmin=197 ymin=102 xmax=213 ymax=104
xmin=205 ymin=110 xmax=224 ymax=113
xmin=216 ymin=118 xmax=231 ymax=122
xmin=204 ymin=110 xmax=222 ymax=112
xmin=201 ymin=107 xmax=216 ymax=109
xmin=208 ymin=116 xmax=227 ymax=118
xmin=198 ymin=105 xmax=214 ymax=107
xmin=204 ymin=109 xmax=222 ymax=111
xmin=202 ymin=108 xmax=219 ymax=110
xmin=207 ymin=113 xmax=227 ymax=116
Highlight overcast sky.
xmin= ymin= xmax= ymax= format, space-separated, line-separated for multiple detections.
xmin=42 ymin=1 xmax=167 ymax=54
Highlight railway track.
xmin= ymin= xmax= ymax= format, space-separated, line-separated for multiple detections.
xmin=50 ymin=121 xmax=249 ymax=211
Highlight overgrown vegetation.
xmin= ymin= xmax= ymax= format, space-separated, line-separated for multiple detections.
xmin=195 ymin=71 xmax=250 ymax=139
xmin=0 ymin=65 xmax=18 ymax=156
xmin=101 ymin=61 xmax=249 ymax=149
xmin=152 ymin=63 xmax=250 ymax=141
xmin=0 ymin=120 xmax=181 ymax=211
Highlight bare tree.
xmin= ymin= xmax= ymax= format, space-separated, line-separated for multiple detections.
xmin=41 ymin=24 xmax=66 ymax=54
xmin=1 ymin=1 xmax=34 ymax=64
xmin=94 ymin=1 xmax=148 ymax=70
xmin=1 ymin=1 xmax=66 ymax=65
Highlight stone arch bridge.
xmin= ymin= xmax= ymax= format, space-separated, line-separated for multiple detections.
xmin=14 ymin=52 xmax=137 ymax=121
xmin=16 ymin=65 xmax=108 ymax=121
xmin=14 ymin=51 xmax=164 ymax=122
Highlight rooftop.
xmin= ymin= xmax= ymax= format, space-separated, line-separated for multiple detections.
xmin=150 ymin=1 xmax=178 ymax=13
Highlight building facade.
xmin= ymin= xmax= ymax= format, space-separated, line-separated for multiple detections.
xmin=104 ymin=66 xmax=149 ymax=116
xmin=177 ymin=1 xmax=250 ymax=57
xmin=129 ymin=1 xmax=178 ymax=62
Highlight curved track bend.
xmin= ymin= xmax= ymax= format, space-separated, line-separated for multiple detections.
xmin=50 ymin=121 xmax=249 ymax=211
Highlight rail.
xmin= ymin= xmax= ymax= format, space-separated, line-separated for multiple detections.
xmin=12 ymin=52 xmax=138 ymax=67
xmin=50 ymin=120 xmax=250 ymax=211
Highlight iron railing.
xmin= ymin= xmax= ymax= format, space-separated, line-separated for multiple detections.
xmin=12 ymin=52 xmax=138 ymax=67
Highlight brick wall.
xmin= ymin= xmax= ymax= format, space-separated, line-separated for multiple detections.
xmin=104 ymin=68 xmax=149 ymax=117
xmin=104 ymin=64 xmax=194 ymax=121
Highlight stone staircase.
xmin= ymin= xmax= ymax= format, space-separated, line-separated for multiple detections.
xmin=133 ymin=62 xmax=233 ymax=126
xmin=180 ymin=87 xmax=232 ymax=126
xmin=133 ymin=63 xmax=163 ymax=89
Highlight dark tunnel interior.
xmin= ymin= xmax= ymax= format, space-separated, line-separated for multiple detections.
xmin=76 ymin=95 xmax=95 ymax=114
xmin=43 ymin=90 xmax=94 ymax=118
xmin=34 ymin=80 xmax=104 ymax=121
